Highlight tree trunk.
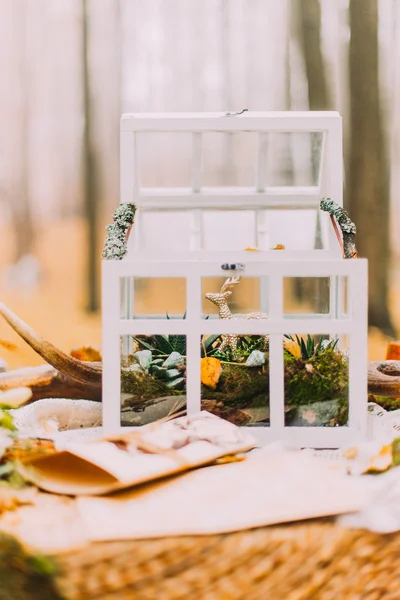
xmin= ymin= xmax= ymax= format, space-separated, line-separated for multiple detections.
xmin=82 ymin=0 xmax=99 ymax=313
xmin=12 ymin=0 xmax=35 ymax=262
xmin=348 ymin=0 xmax=395 ymax=335
xmin=298 ymin=0 xmax=331 ymax=111
xmin=295 ymin=0 xmax=331 ymax=303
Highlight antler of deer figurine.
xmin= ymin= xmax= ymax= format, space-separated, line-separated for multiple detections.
xmin=205 ymin=277 xmax=268 ymax=355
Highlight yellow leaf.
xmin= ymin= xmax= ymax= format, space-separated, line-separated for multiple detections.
xmin=284 ymin=339 xmax=301 ymax=358
xmin=201 ymin=357 xmax=222 ymax=390
xmin=366 ymin=444 xmax=393 ymax=473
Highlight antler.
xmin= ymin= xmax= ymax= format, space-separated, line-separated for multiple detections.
xmin=220 ymin=277 xmax=241 ymax=293
xmin=0 ymin=302 xmax=102 ymax=385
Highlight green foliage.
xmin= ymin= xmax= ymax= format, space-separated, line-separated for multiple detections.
xmin=0 ymin=463 xmax=26 ymax=489
xmin=133 ymin=333 xmax=222 ymax=358
xmin=392 ymin=438 xmax=400 ymax=467
xmin=213 ymin=335 xmax=268 ymax=362
xmin=0 ymin=409 xmax=16 ymax=431
xmin=284 ymin=334 xmax=338 ymax=361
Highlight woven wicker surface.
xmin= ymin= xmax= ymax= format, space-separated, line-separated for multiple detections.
xmin=49 ymin=520 xmax=400 ymax=600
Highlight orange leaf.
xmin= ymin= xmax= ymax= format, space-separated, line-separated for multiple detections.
xmin=201 ymin=357 xmax=222 ymax=390
xmin=70 ymin=346 xmax=102 ymax=362
xmin=284 ymin=339 xmax=301 ymax=358
xmin=0 ymin=339 xmax=17 ymax=352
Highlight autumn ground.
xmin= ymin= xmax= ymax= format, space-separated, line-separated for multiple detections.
xmin=0 ymin=218 xmax=398 ymax=371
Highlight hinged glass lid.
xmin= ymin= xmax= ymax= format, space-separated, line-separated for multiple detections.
xmin=120 ymin=111 xmax=343 ymax=256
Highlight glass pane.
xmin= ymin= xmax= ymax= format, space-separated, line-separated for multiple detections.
xmin=201 ymin=332 xmax=269 ymax=427
xmin=137 ymin=133 xmax=192 ymax=187
xmin=120 ymin=277 xmax=186 ymax=319
xmin=283 ymin=277 xmax=330 ymax=315
xmin=201 ymin=276 xmax=269 ymax=317
xmin=201 ymin=132 xmax=258 ymax=186
xmin=262 ymin=132 xmax=324 ymax=187
xmin=202 ymin=210 xmax=256 ymax=250
xmin=120 ymin=334 xmax=186 ymax=427
xmin=140 ymin=211 xmax=192 ymax=252
xmin=283 ymin=334 xmax=349 ymax=427
xmin=257 ymin=209 xmax=325 ymax=251
xmin=283 ymin=277 xmax=349 ymax=317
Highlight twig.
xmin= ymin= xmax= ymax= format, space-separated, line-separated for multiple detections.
xmin=320 ymin=198 xmax=358 ymax=259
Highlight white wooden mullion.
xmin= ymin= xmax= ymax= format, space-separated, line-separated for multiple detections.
xmin=317 ymin=131 xmax=327 ymax=190
xmin=268 ymin=334 xmax=285 ymax=435
xmin=329 ymin=275 xmax=337 ymax=321
xmin=121 ymin=111 xmax=342 ymax=133
xmin=268 ymin=273 xmax=283 ymax=319
xmin=191 ymin=133 xmax=202 ymax=192
xmin=140 ymin=185 xmax=320 ymax=196
xmin=255 ymin=210 xmax=268 ymax=250
xmin=325 ymin=120 xmax=343 ymax=256
xmin=267 ymin=273 xmax=284 ymax=434
xmin=348 ymin=260 xmax=368 ymax=437
xmin=120 ymin=130 xmax=135 ymax=205
xmin=186 ymin=269 xmax=202 ymax=415
xmin=110 ymin=257 xmax=366 ymax=279
xmin=119 ymin=319 xmax=356 ymax=336
xmin=190 ymin=133 xmax=203 ymax=251
xmin=102 ymin=264 xmax=123 ymax=434
xmin=132 ymin=134 xmax=142 ymax=253
xmin=256 ymin=132 xmax=268 ymax=192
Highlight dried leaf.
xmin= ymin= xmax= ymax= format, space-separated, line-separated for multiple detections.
xmin=344 ymin=442 xmax=394 ymax=475
xmin=244 ymin=247 xmax=260 ymax=252
xmin=365 ymin=444 xmax=393 ymax=473
xmin=0 ymin=486 xmax=37 ymax=514
xmin=201 ymin=357 xmax=222 ymax=390
xmin=215 ymin=455 xmax=246 ymax=465
xmin=0 ymin=339 xmax=17 ymax=352
xmin=70 ymin=346 xmax=102 ymax=362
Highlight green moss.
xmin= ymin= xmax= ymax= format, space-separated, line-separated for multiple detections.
xmin=201 ymin=346 xmax=349 ymax=427
xmin=284 ymin=348 xmax=348 ymax=407
xmin=120 ymin=368 xmax=182 ymax=404
xmin=201 ymin=362 xmax=269 ymax=408
xmin=369 ymin=395 xmax=400 ymax=411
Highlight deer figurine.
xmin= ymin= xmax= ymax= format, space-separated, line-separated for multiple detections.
xmin=205 ymin=277 xmax=268 ymax=355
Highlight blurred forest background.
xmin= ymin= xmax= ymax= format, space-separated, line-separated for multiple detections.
xmin=0 ymin=0 xmax=399 ymax=369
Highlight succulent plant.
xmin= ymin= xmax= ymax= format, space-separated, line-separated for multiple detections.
xmin=284 ymin=334 xmax=339 ymax=361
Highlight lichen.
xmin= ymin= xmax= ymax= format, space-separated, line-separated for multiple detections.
xmin=320 ymin=198 xmax=356 ymax=234
xmin=102 ymin=203 xmax=136 ymax=260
